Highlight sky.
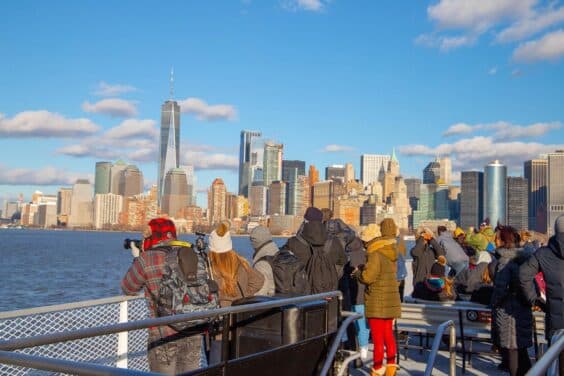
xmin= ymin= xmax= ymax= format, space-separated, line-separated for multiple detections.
xmin=1 ymin=0 xmax=564 ymax=207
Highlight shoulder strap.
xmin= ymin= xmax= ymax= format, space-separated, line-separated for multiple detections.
xmin=296 ymin=234 xmax=309 ymax=247
xmin=254 ymin=255 xmax=274 ymax=267
xmin=255 ymin=240 xmax=275 ymax=254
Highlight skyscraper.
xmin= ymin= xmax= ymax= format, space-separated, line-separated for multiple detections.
xmin=93 ymin=193 xmax=123 ymax=229
xmin=162 ymin=168 xmax=189 ymax=218
xmin=484 ymin=160 xmax=507 ymax=227
xmin=360 ymin=154 xmax=390 ymax=186
xmin=524 ymin=159 xmax=548 ymax=233
xmin=119 ymin=164 xmax=144 ymax=197
xmin=158 ymin=79 xmax=181 ymax=206
xmin=423 ymin=159 xmax=441 ymax=184
xmin=94 ymin=161 xmax=112 ymax=194
xmin=282 ymin=160 xmax=306 ymax=180
xmin=239 ymin=130 xmax=262 ymax=197
xmin=208 ymin=178 xmax=227 ymax=225
xmin=439 ymin=157 xmax=452 ymax=185
xmin=325 ymin=165 xmax=345 ymax=182
xmin=68 ymin=179 xmax=93 ymax=227
xmin=460 ymin=171 xmax=484 ymax=229
xmin=548 ymin=150 xmax=564 ymax=236
xmin=506 ymin=177 xmax=528 ymax=230
xmin=249 ymin=182 xmax=268 ymax=216
xmin=110 ymin=160 xmax=127 ymax=195
xmin=263 ymin=141 xmax=283 ymax=187
xmin=181 ymin=165 xmax=196 ymax=206
xmin=268 ymin=181 xmax=286 ymax=215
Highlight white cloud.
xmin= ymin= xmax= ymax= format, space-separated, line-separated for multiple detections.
xmin=0 ymin=111 xmax=100 ymax=138
xmin=0 ymin=165 xmax=92 ymax=186
xmin=82 ymin=98 xmax=138 ymax=118
xmin=513 ymin=29 xmax=564 ymax=62
xmin=182 ymin=151 xmax=238 ymax=170
xmin=177 ymin=97 xmax=237 ymax=121
xmin=415 ymin=33 xmax=477 ymax=51
xmin=399 ymin=136 xmax=564 ymax=171
xmin=322 ymin=144 xmax=355 ymax=152
xmin=93 ymin=81 xmax=138 ymax=97
xmin=488 ymin=66 xmax=498 ymax=75
xmin=442 ymin=121 xmax=561 ymax=139
xmin=427 ymin=0 xmax=534 ymax=32
xmin=282 ymin=0 xmax=327 ymax=12
xmin=104 ymin=119 xmax=158 ymax=140
xmin=496 ymin=6 xmax=564 ymax=43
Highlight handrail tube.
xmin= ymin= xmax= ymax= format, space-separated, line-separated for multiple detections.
xmin=0 ymin=294 xmax=143 ymax=320
xmin=424 ymin=320 xmax=457 ymax=376
xmin=0 ymin=350 xmax=158 ymax=376
xmin=0 ymin=291 xmax=341 ymax=351
xmin=526 ymin=330 xmax=564 ymax=376
xmin=319 ymin=311 xmax=362 ymax=376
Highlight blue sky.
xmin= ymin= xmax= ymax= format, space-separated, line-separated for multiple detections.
xmin=1 ymin=0 xmax=564 ymax=207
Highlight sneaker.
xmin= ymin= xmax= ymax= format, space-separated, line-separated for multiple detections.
xmin=360 ymin=346 xmax=369 ymax=361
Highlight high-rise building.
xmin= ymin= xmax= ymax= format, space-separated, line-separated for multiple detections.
xmin=239 ymin=130 xmax=262 ymax=197
xmin=460 ymin=171 xmax=484 ymax=229
xmin=208 ymin=178 xmax=227 ymax=225
xmin=68 ymin=179 xmax=93 ymax=227
xmin=412 ymin=183 xmax=450 ymax=228
xmin=3 ymin=201 xmax=19 ymax=220
xmin=36 ymin=203 xmax=57 ymax=228
xmin=180 ymin=165 xmax=196 ymax=206
xmin=119 ymin=164 xmax=144 ymax=197
xmin=283 ymin=167 xmax=299 ymax=215
xmin=325 ymin=165 xmax=345 ymax=182
xmin=548 ymin=150 xmax=564 ymax=236
xmin=298 ymin=175 xmax=310 ymax=217
xmin=439 ymin=157 xmax=452 ymax=185
xmin=94 ymin=161 xmax=112 ymax=194
xmin=423 ymin=159 xmax=441 ymax=184
xmin=93 ymin=193 xmax=123 ymax=229
xmin=313 ymin=180 xmax=333 ymax=211
xmin=110 ymin=160 xmax=128 ymax=195
xmin=506 ymin=177 xmax=528 ymax=230
xmin=361 ymin=154 xmax=390 ymax=187
xmin=268 ymin=181 xmax=286 ymax=215
xmin=344 ymin=163 xmax=355 ymax=183
xmin=162 ymin=168 xmax=189 ymax=218
xmin=484 ymin=160 xmax=507 ymax=227
xmin=158 ymin=92 xmax=181 ymax=206
xmin=282 ymin=160 xmax=306 ymax=181
xmin=249 ymin=182 xmax=268 ymax=216
xmin=57 ymin=187 xmax=72 ymax=225
xmin=448 ymin=186 xmax=461 ymax=223
xmin=263 ymin=142 xmax=283 ymax=187
xmin=405 ymin=178 xmax=421 ymax=212
xmin=360 ymin=196 xmax=378 ymax=225
xmin=524 ymin=159 xmax=548 ymax=233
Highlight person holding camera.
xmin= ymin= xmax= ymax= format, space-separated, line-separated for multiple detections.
xmin=410 ymin=226 xmax=445 ymax=289
xmin=121 ymin=218 xmax=206 ymax=375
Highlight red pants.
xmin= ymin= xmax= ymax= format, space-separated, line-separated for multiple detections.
xmin=368 ymin=318 xmax=396 ymax=369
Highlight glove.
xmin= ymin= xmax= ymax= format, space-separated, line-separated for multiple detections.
xmin=130 ymin=242 xmax=141 ymax=258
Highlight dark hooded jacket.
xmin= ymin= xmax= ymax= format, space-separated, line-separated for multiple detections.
xmin=410 ymin=237 xmax=446 ymax=288
xmin=519 ymin=234 xmax=564 ymax=339
xmin=491 ymin=247 xmax=533 ymax=349
xmin=283 ymin=221 xmax=346 ymax=271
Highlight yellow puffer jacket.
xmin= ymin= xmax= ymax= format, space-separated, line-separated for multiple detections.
xmin=357 ymin=237 xmax=401 ymax=319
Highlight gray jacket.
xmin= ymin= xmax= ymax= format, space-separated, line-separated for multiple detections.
xmin=437 ymin=232 xmax=469 ymax=267
xmin=250 ymin=226 xmax=279 ymax=296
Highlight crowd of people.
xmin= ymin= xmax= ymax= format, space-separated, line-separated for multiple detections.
xmin=120 ymin=211 xmax=564 ymax=376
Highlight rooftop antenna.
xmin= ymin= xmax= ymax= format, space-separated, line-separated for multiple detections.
xmin=169 ymin=67 xmax=174 ymax=99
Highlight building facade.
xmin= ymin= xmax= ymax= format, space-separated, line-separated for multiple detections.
xmin=158 ymin=99 xmax=180 ymax=205
xmin=460 ymin=171 xmax=484 ymax=229
xmin=484 ymin=161 xmax=507 ymax=227
xmin=94 ymin=193 xmax=123 ymax=229
xmin=268 ymin=181 xmax=286 ymax=215
xmin=208 ymin=178 xmax=227 ymax=225
xmin=161 ymin=168 xmax=189 ymax=218
xmin=506 ymin=177 xmax=528 ymax=230
xmin=263 ymin=142 xmax=283 ymax=187
xmin=94 ymin=161 xmax=112 ymax=194
xmin=524 ymin=159 xmax=548 ymax=233
xmin=548 ymin=150 xmax=564 ymax=236
xmin=360 ymin=154 xmax=390 ymax=187
xmin=238 ymin=130 xmax=262 ymax=197
xmin=69 ymin=179 xmax=93 ymax=227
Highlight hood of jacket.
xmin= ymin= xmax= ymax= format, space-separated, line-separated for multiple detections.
xmin=366 ymin=236 xmax=398 ymax=262
xmin=250 ymin=226 xmax=272 ymax=250
xmin=495 ymin=247 xmax=529 ymax=265
xmin=549 ymin=234 xmax=564 ymax=259
xmin=300 ymin=221 xmax=327 ymax=246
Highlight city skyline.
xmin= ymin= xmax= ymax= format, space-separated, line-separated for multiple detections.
xmin=1 ymin=1 xmax=564 ymax=207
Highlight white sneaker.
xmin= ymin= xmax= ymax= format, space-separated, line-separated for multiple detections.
xmin=360 ymin=346 xmax=369 ymax=361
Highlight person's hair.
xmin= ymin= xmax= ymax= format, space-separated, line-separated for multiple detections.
xmin=443 ymin=277 xmax=455 ymax=299
xmin=209 ymin=222 xmax=251 ymax=297
xmin=495 ymin=226 xmax=518 ymax=249
xmin=437 ymin=226 xmax=447 ymax=235
xmin=481 ymin=266 xmax=492 ymax=285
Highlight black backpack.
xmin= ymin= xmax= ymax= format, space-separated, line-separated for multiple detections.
xmin=296 ymin=236 xmax=339 ymax=294
xmin=256 ymin=246 xmax=310 ymax=296
xmin=153 ymin=241 xmax=219 ymax=331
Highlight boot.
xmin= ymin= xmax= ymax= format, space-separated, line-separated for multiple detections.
xmin=371 ymin=366 xmax=386 ymax=376
xmin=385 ymin=364 xmax=399 ymax=376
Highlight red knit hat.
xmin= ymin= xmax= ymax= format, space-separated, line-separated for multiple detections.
xmin=143 ymin=218 xmax=176 ymax=249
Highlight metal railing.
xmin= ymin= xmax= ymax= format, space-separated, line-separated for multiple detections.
xmin=0 ymin=292 xmax=342 ymax=375
xmin=424 ymin=320 xmax=457 ymax=376
xmin=319 ymin=310 xmax=362 ymax=376
xmin=526 ymin=329 xmax=564 ymax=376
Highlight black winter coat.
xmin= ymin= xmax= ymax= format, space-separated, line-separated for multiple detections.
xmin=519 ymin=234 xmax=564 ymax=339
xmin=491 ymin=248 xmax=533 ymax=349
xmin=341 ymin=237 xmax=366 ymax=306
xmin=409 ymin=237 xmax=445 ymax=288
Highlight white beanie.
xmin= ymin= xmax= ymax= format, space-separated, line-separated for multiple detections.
xmin=209 ymin=229 xmax=233 ymax=253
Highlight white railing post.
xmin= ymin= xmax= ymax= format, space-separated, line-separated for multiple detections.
xmin=116 ymin=300 xmax=129 ymax=369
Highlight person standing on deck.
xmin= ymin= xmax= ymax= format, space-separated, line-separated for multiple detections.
xmin=353 ymin=218 xmax=402 ymax=376
xmin=249 ymin=225 xmax=278 ymax=296
xmin=519 ymin=215 xmax=564 ymax=376
xmin=437 ymin=225 xmax=469 ymax=277
xmin=410 ymin=226 xmax=445 ymax=288
xmin=121 ymin=218 xmax=205 ymax=374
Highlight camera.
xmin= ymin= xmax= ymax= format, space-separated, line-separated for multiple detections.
xmin=124 ymin=238 xmax=142 ymax=250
